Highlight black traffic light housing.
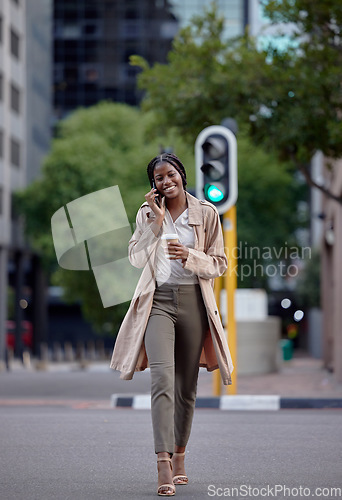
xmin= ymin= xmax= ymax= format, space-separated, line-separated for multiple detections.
xmin=195 ymin=125 xmax=237 ymax=214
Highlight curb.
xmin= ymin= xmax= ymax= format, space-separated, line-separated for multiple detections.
xmin=110 ymin=394 xmax=342 ymax=410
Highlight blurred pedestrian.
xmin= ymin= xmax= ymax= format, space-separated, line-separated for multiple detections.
xmin=110 ymin=153 xmax=233 ymax=496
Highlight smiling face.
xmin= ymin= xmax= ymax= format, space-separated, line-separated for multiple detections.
xmin=153 ymin=162 xmax=184 ymax=200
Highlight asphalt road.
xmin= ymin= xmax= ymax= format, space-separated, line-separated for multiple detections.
xmin=0 ymin=406 xmax=341 ymax=500
xmin=0 ymin=365 xmax=149 ymax=400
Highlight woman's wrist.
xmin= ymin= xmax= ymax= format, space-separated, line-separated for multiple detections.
xmin=151 ymin=218 xmax=163 ymax=236
xmin=155 ymin=215 xmax=164 ymax=225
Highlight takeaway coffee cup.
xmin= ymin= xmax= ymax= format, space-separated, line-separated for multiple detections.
xmin=161 ymin=233 xmax=178 ymax=249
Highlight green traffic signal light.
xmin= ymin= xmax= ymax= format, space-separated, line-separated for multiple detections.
xmin=195 ymin=125 xmax=237 ymax=214
xmin=204 ymin=183 xmax=225 ymax=202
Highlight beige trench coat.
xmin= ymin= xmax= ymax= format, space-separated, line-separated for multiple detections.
xmin=110 ymin=191 xmax=234 ymax=385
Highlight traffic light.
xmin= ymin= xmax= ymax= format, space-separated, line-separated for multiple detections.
xmin=195 ymin=125 xmax=237 ymax=214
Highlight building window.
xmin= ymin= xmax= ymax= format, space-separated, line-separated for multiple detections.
xmin=62 ymin=24 xmax=81 ymax=39
xmin=84 ymin=7 xmax=99 ymax=20
xmin=10 ymin=83 xmax=20 ymax=113
xmin=10 ymin=28 xmax=20 ymax=59
xmin=125 ymin=9 xmax=138 ymax=20
xmin=82 ymin=22 xmax=101 ymax=37
xmin=0 ymin=16 xmax=3 ymax=44
xmin=10 ymin=137 xmax=20 ymax=167
xmin=123 ymin=21 xmax=140 ymax=38
xmin=80 ymin=65 xmax=101 ymax=83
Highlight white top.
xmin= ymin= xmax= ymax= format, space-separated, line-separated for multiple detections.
xmin=155 ymin=208 xmax=199 ymax=286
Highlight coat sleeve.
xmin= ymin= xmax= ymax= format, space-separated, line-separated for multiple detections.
xmin=183 ymin=206 xmax=227 ymax=279
xmin=128 ymin=205 xmax=162 ymax=269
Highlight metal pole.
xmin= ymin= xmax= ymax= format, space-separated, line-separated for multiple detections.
xmin=31 ymin=255 xmax=48 ymax=357
xmin=0 ymin=247 xmax=8 ymax=370
xmin=223 ymin=206 xmax=237 ymax=394
xmin=14 ymin=251 xmax=24 ymax=362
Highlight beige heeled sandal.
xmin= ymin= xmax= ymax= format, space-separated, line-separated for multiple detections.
xmin=157 ymin=457 xmax=176 ymax=496
xmin=172 ymin=452 xmax=188 ymax=485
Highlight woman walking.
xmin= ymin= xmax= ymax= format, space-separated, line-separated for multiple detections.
xmin=110 ymin=153 xmax=233 ymax=496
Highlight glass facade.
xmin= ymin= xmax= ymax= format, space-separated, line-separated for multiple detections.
xmin=169 ymin=0 xmax=245 ymax=39
xmin=53 ymin=0 xmax=178 ymax=118
xmin=53 ymin=0 xmax=249 ymax=119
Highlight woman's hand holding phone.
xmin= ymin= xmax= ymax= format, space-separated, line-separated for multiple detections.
xmin=145 ymin=184 xmax=165 ymax=223
xmin=152 ymin=181 xmax=161 ymax=208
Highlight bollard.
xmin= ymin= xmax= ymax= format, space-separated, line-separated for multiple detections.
xmin=6 ymin=347 xmax=14 ymax=371
xmin=86 ymin=341 xmax=96 ymax=361
xmin=76 ymin=341 xmax=85 ymax=361
xmin=53 ymin=342 xmax=63 ymax=362
xmin=35 ymin=343 xmax=49 ymax=371
xmin=76 ymin=341 xmax=89 ymax=369
xmin=96 ymin=339 xmax=106 ymax=360
xmin=40 ymin=342 xmax=49 ymax=361
xmin=64 ymin=342 xmax=74 ymax=362
xmin=23 ymin=351 xmax=32 ymax=370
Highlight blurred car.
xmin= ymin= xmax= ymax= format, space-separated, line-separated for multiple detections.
xmin=6 ymin=320 xmax=33 ymax=350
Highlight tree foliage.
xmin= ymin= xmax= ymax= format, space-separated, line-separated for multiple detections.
xmin=133 ymin=0 xmax=342 ymax=203
xmin=236 ymin=134 xmax=307 ymax=288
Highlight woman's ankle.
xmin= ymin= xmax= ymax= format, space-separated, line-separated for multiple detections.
xmin=174 ymin=445 xmax=186 ymax=455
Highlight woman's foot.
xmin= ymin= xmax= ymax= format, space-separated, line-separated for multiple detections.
xmin=172 ymin=451 xmax=188 ymax=485
xmin=157 ymin=453 xmax=175 ymax=496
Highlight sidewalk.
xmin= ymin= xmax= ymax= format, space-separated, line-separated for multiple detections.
xmin=109 ymin=352 xmax=342 ymax=409
xmin=197 ymin=351 xmax=342 ymax=399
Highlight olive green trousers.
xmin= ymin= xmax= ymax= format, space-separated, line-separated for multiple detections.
xmin=144 ymin=283 xmax=209 ymax=455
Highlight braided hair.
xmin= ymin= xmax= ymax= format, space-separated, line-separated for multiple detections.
xmin=147 ymin=153 xmax=187 ymax=189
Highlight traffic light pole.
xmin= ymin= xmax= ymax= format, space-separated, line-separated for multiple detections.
xmin=195 ymin=123 xmax=238 ymax=395
xmin=223 ymin=205 xmax=237 ymax=395
xmin=212 ymin=206 xmax=238 ymax=396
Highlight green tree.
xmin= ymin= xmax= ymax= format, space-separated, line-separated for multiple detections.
xmin=133 ymin=0 xmax=342 ymax=203
xmin=15 ymin=102 xmax=195 ymax=335
xmin=132 ymin=4 xmax=310 ymax=287
xmin=235 ymin=134 xmax=308 ymax=288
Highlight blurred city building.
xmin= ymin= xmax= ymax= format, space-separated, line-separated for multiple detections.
xmin=0 ymin=0 xmax=52 ymax=364
xmin=53 ymin=0 xmax=179 ymax=120
xmin=52 ymin=0 xmax=263 ymax=121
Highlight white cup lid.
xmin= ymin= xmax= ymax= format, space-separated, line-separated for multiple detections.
xmin=161 ymin=233 xmax=178 ymax=240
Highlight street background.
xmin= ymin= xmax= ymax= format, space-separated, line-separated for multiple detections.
xmin=2 ymin=351 xmax=342 ymax=403
xmin=1 ymin=353 xmax=342 ymax=499
xmin=1 ymin=1 xmax=342 ymax=498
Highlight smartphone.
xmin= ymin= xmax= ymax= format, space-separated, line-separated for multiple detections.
xmin=152 ymin=180 xmax=161 ymax=207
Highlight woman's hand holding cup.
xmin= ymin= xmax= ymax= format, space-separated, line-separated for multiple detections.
xmin=161 ymin=234 xmax=189 ymax=263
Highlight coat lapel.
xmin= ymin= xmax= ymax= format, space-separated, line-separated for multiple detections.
xmin=186 ymin=191 xmax=203 ymax=226
xmin=186 ymin=192 xmax=207 ymax=251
